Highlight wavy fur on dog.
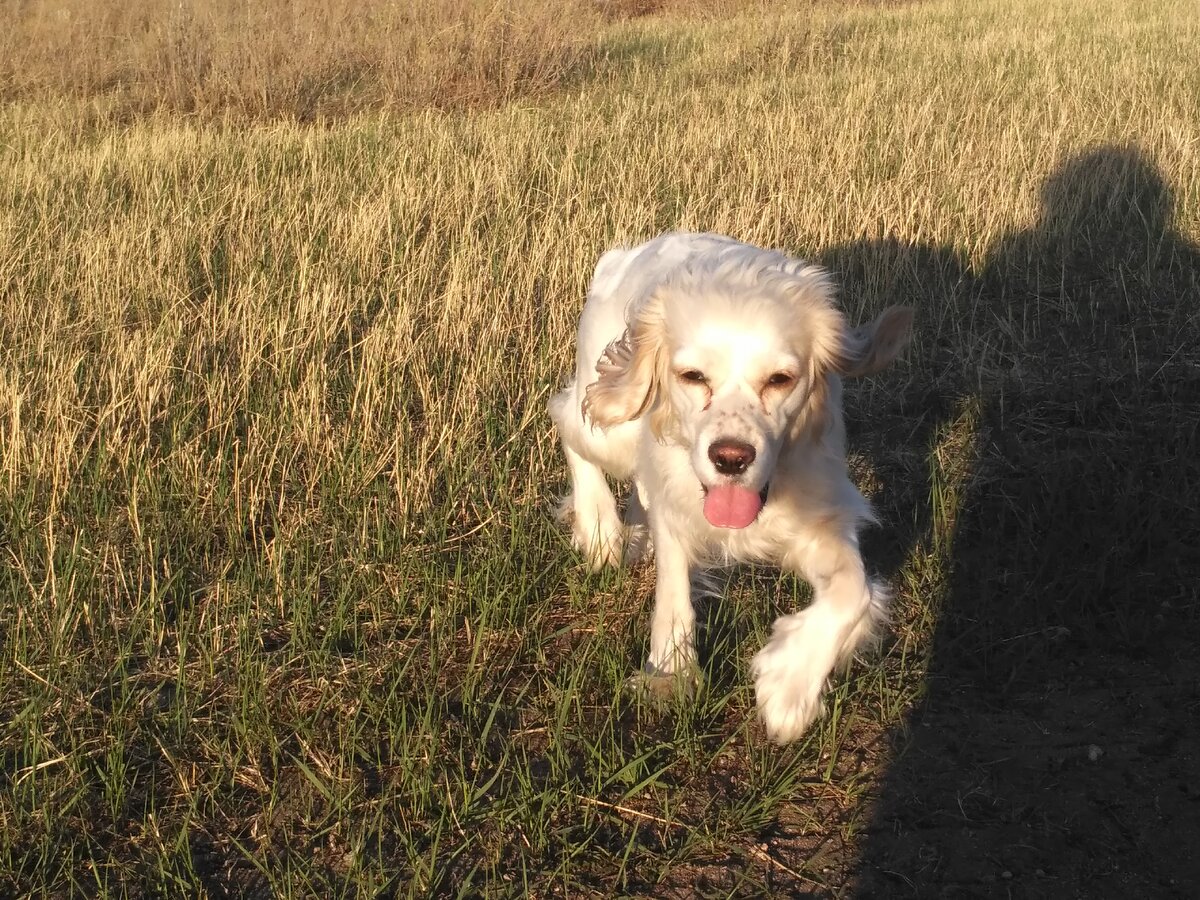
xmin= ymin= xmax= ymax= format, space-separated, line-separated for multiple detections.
xmin=549 ymin=232 xmax=912 ymax=742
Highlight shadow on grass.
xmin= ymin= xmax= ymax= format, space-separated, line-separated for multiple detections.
xmin=841 ymin=146 xmax=1200 ymax=897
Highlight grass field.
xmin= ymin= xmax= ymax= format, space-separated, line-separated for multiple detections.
xmin=2 ymin=0 xmax=1199 ymax=896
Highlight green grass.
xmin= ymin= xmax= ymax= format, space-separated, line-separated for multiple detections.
xmin=2 ymin=0 xmax=1199 ymax=895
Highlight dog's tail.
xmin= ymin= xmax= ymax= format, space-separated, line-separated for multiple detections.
xmin=835 ymin=306 xmax=914 ymax=378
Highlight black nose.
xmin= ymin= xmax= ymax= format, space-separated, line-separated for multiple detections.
xmin=708 ymin=440 xmax=756 ymax=475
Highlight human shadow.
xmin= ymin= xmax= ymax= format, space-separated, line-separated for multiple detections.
xmin=850 ymin=146 xmax=1200 ymax=897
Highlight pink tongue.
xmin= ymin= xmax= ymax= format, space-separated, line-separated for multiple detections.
xmin=703 ymin=485 xmax=763 ymax=529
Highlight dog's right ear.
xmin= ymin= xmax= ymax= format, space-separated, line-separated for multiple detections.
xmin=582 ymin=298 xmax=666 ymax=429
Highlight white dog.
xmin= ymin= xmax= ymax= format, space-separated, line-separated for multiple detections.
xmin=549 ymin=233 xmax=912 ymax=743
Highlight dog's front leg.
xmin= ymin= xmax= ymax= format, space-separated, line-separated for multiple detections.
xmin=751 ymin=531 xmax=888 ymax=743
xmin=630 ymin=520 xmax=698 ymax=697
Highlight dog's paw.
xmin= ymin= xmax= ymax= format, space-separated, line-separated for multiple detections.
xmin=575 ymin=525 xmax=624 ymax=571
xmin=557 ymin=491 xmax=624 ymax=570
xmin=751 ymin=629 xmax=826 ymax=744
xmin=626 ymin=661 xmax=701 ymax=705
xmin=622 ymin=523 xmax=653 ymax=566
xmin=562 ymin=509 xmax=624 ymax=572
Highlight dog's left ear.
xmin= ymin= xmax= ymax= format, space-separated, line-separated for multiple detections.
xmin=832 ymin=306 xmax=914 ymax=378
xmin=582 ymin=296 xmax=667 ymax=429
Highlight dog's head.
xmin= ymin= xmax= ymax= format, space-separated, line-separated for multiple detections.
xmin=583 ymin=256 xmax=912 ymax=529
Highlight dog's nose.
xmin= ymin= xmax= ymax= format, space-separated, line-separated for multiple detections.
xmin=708 ymin=440 xmax=756 ymax=475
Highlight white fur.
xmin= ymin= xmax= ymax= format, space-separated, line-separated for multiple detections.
xmin=548 ymin=233 xmax=912 ymax=743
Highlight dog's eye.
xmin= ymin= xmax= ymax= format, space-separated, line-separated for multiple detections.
xmin=766 ymin=372 xmax=795 ymax=388
xmin=678 ymin=369 xmax=707 ymax=384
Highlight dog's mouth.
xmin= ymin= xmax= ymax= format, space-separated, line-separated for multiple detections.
xmin=701 ymin=482 xmax=769 ymax=529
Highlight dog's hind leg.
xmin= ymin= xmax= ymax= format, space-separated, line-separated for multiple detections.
xmin=622 ymin=479 xmax=652 ymax=564
xmin=558 ymin=444 xmax=624 ymax=570
xmin=550 ymin=384 xmax=625 ymax=570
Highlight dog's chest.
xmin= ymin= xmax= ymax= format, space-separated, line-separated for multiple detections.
xmin=700 ymin=510 xmax=789 ymax=565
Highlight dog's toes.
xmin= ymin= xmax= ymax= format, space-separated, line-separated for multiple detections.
xmin=625 ymin=662 xmax=701 ymax=705
xmin=569 ymin=526 xmax=622 ymax=570
xmin=584 ymin=537 xmax=623 ymax=571
xmin=751 ymin=646 xmax=825 ymax=744
xmin=568 ymin=511 xmax=624 ymax=570
xmin=755 ymin=683 xmax=824 ymax=743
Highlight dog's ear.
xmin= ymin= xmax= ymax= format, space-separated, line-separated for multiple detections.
xmin=831 ymin=306 xmax=914 ymax=378
xmin=582 ymin=297 xmax=667 ymax=429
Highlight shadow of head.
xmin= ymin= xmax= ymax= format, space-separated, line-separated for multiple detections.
xmin=1041 ymin=144 xmax=1173 ymax=231
xmin=999 ymin=144 xmax=1190 ymax=290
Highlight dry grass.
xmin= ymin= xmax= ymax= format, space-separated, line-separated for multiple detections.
xmin=0 ymin=0 xmax=605 ymax=120
xmin=1 ymin=0 xmax=1198 ymax=895
xmin=0 ymin=0 xmax=758 ymax=121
